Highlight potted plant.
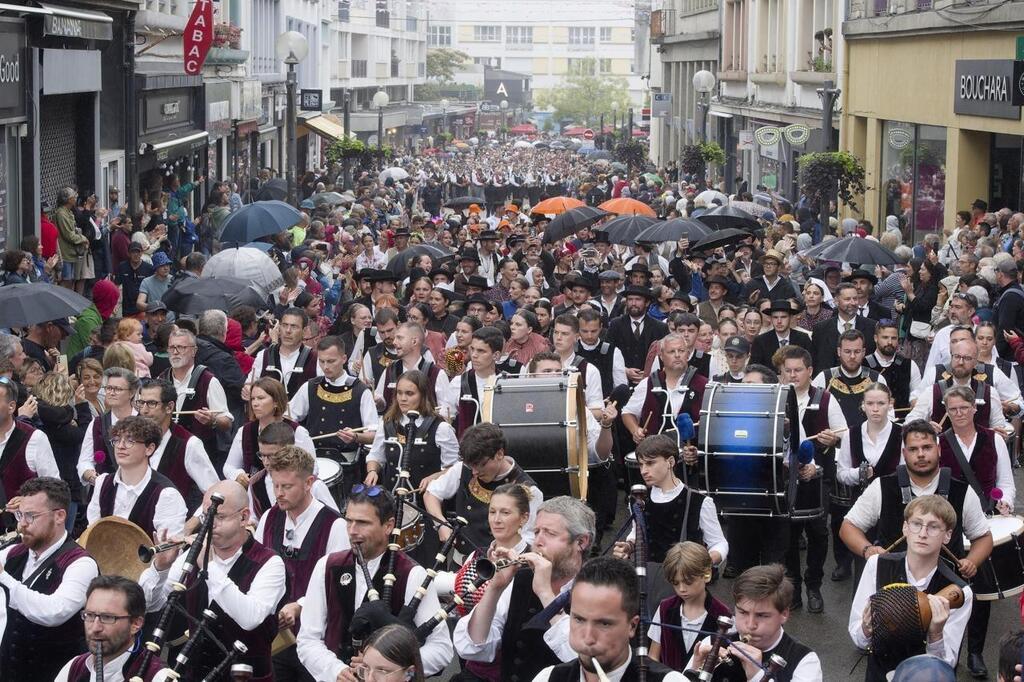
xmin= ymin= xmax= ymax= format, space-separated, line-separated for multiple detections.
xmin=212 ymin=23 xmax=242 ymax=50
xmin=325 ymin=136 xmax=366 ymax=164
xmin=797 ymin=150 xmax=867 ymax=213
xmin=680 ymin=141 xmax=725 ymax=185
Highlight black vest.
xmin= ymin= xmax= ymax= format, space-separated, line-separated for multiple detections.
xmin=303 ymin=377 xmax=368 ymax=453
xmin=706 ymin=631 xmax=813 ymax=682
xmin=545 ymin=655 xmax=677 ymax=681
xmin=576 ymin=340 xmax=616 ymax=397
xmin=368 ymin=344 xmax=399 ymax=397
xmin=454 ymin=463 xmax=536 ymax=555
xmin=823 ymin=366 xmax=880 ymax=428
xmin=381 ymin=416 xmax=443 ymax=489
xmin=865 ymin=354 xmax=912 ymax=410
xmin=848 ymin=424 xmax=903 ymax=479
xmin=876 ymin=467 xmax=968 ymax=557
xmin=646 ymin=486 xmax=706 ymax=563
xmin=500 ymin=570 xmax=563 ymax=682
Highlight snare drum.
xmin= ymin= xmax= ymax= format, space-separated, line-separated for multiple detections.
xmin=624 ymin=452 xmax=642 ymax=490
xmin=830 ymin=480 xmax=862 ymax=508
xmin=481 ymin=372 xmax=589 ymax=499
xmin=316 ymin=457 xmax=342 ymax=493
xmin=696 ymin=382 xmax=792 ymax=517
xmin=968 ymin=515 xmax=1024 ymax=601
xmin=792 ymin=466 xmax=825 ymax=521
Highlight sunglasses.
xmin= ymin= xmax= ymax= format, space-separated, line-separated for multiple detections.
xmin=350 ymin=484 xmax=383 ymax=497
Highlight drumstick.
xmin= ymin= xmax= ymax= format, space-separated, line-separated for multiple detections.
xmin=310 ymin=426 xmax=373 ymax=441
xmin=938 ymin=412 xmax=949 ymax=429
xmin=810 ymin=427 xmax=848 ymax=441
xmin=883 ymin=535 xmax=905 ymax=553
xmin=893 ymin=406 xmax=915 ymax=413
xmin=173 ymin=410 xmax=222 ymax=417
xmin=941 ymin=545 xmax=962 ymax=566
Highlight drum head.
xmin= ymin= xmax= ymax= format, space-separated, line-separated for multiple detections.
xmin=78 ymin=517 xmax=151 ymax=582
xmin=316 ymin=457 xmax=342 ymax=485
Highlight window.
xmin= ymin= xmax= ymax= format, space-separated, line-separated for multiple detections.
xmin=251 ymin=0 xmax=280 ymax=76
xmin=338 ymin=0 xmax=349 ymax=21
xmin=506 ymin=26 xmax=533 ymax=44
xmin=599 ymin=58 xmax=612 ymax=74
xmin=427 ymin=25 xmax=451 ymax=46
xmin=796 ymin=0 xmax=835 ymax=71
xmin=723 ymin=0 xmax=748 ymax=71
xmin=569 ymin=27 xmax=595 ymax=44
xmin=600 ymin=27 xmax=613 ymax=42
xmin=473 ymin=25 xmax=501 ymax=42
xmin=568 ymin=58 xmax=596 ymax=76
xmin=473 ymin=56 xmax=502 ymax=68
xmin=756 ymin=0 xmax=784 ymax=73
xmin=880 ymin=121 xmax=947 ymax=243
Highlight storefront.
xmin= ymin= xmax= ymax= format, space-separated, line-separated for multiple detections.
xmin=205 ymin=81 xmax=232 ymax=185
xmin=0 ymin=18 xmax=27 ymax=252
xmin=842 ymin=31 xmax=1024 ymax=242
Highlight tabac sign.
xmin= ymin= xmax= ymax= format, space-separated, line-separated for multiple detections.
xmin=954 ymin=59 xmax=1022 ymax=120
xmin=183 ymin=0 xmax=214 ymax=75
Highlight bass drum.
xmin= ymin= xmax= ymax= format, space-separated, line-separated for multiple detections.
xmin=78 ymin=516 xmax=152 ymax=581
xmin=695 ymin=382 xmax=792 ymax=517
xmin=482 ymin=371 xmax=589 ymax=499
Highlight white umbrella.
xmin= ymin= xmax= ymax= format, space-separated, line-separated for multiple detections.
xmin=381 ymin=167 xmax=409 ymax=181
xmin=202 ymin=248 xmax=284 ymax=294
xmin=513 ymin=140 xmax=532 ymax=149
xmin=696 ymin=190 xmax=729 ymax=206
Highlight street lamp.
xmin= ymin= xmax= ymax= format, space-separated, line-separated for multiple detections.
xmin=373 ymin=89 xmax=390 ymax=168
xmin=611 ymin=100 xmax=620 ymax=138
xmin=499 ymin=99 xmax=509 ymax=139
xmin=440 ymin=97 xmax=449 ymax=137
xmin=692 ymin=69 xmax=717 ymax=143
xmin=275 ymin=30 xmax=309 ymax=207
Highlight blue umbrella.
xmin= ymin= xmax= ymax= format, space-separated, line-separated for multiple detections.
xmin=219 ymin=200 xmax=303 ymax=243
xmin=300 ymin=199 xmax=316 ymax=210
xmin=243 ymin=241 xmax=273 ymax=252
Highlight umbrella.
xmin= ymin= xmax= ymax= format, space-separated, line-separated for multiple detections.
xmin=531 ymin=196 xmax=586 ymax=215
xmin=513 ymin=140 xmax=533 ymax=149
xmin=202 ymin=247 xmax=285 ymax=292
xmin=642 ymin=173 xmax=665 ymax=186
xmin=590 ymin=151 xmax=612 ymax=161
xmin=163 ymin=277 xmax=269 ymax=315
xmin=311 ymin=191 xmax=346 ymax=206
xmin=601 ymin=215 xmax=659 ymax=246
xmin=219 ymin=200 xmax=303 ymax=243
xmin=696 ymin=205 xmax=761 ymax=232
xmin=542 ymin=206 xmax=611 ymax=243
xmin=533 ymin=141 xmax=549 ymax=149
xmin=695 ymin=189 xmax=729 ymax=206
xmin=635 ymin=218 xmax=712 ymax=244
xmin=691 ymin=227 xmax=754 ymax=253
xmin=0 ymin=284 xmax=90 ymax=328
xmin=550 ymin=142 xmax=566 ymax=150
xmin=445 ymin=196 xmax=486 ymax=209
xmin=801 ymin=236 xmax=900 ymax=266
xmin=386 ymin=244 xmax=453 ymax=276
xmin=300 ymin=199 xmax=316 ymax=210
xmin=254 ymin=177 xmax=288 ymax=202
xmin=730 ymin=200 xmax=773 ymax=218
xmin=609 ymin=162 xmax=627 ymax=172
xmin=599 ymin=197 xmax=657 ymax=218
xmin=242 ymin=241 xmax=273 ymax=252
xmin=380 ymin=167 xmax=409 ymax=182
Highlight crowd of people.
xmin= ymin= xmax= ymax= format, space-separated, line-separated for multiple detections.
xmin=3 ymin=139 xmax=1024 ymax=682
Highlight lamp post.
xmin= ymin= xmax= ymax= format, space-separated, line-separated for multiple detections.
xmin=611 ymin=101 xmax=620 ymax=142
xmin=599 ymin=112 xmax=605 ymax=149
xmin=373 ymin=89 xmax=390 ymax=168
xmin=499 ymin=99 xmax=509 ymax=140
xmin=817 ymin=79 xmax=841 ymax=240
xmin=342 ymin=89 xmax=352 ymax=190
xmin=440 ymin=97 xmax=449 ymax=138
xmin=275 ymin=30 xmax=309 ymax=207
xmin=692 ymin=69 xmax=716 ymax=144
xmin=627 ymin=107 xmax=634 ymax=143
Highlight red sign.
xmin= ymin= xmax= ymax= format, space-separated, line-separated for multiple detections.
xmin=582 ymin=128 xmax=595 ymax=140
xmin=183 ymin=0 xmax=214 ymax=75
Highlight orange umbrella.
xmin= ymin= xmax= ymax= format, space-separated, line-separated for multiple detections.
xmin=531 ymin=196 xmax=585 ymax=215
xmin=599 ymin=197 xmax=657 ymax=218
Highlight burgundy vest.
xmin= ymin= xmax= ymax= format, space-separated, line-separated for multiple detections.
xmin=930 ymin=379 xmax=992 ymax=431
xmin=657 ymin=592 xmax=733 ymax=671
xmin=97 ymin=469 xmax=175 ymax=537
xmin=240 ymin=418 xmax=299 ymax=475
xmin=89 ymin=413 xmax=117 ymax=476
xmin=939 ymin=427 xmax=999 ymax=502
xmin=800 ymin=387 xmax=832 ymax=443
xmin=0 ymin=421 xmax=36 ymax=502
xmin=156 ymin=424 xmax=200 ymax=510
xmin=638 ymin=369 xmax=705 ymax=434
xmin=261 ymin=504 xmax=341 ymax=602
xmin=160 ymin=365 xmax=218 ymax=456
xmin=66 ymin=648 xmax=165 ymax=682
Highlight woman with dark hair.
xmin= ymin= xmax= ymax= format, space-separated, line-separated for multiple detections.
xmin=795 ymin=279 xmax=834 ymax=331
xmin=20 ymin=235 xmax=57 ymax=283
xmin=149 ymin=322 xmax=176 ymax=377
xmin=529 ymin=299 xmax=554 ymax=341
xmin=502 ymin=309 xmax=550 ymax=365
xmin=356 ymin=624 xmax=426 ymax=682
xmin=443 ymin=315 xmax=482 ymax=378
xmin=896 ymin=258 xmax=942 ymax=366
xmin=295 ymin=290 xmax=330 ymax=349
xmin=406 ymin=302 xmax=446 ymax=362
xmin=0 ymin=250 xmax=32 ymax=285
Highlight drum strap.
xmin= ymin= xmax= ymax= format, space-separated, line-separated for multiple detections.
xmin=941 ymin=431 xmax=991 ymax=513
xmin=896 ymin=465 xmax=913 ymax=504
xmin=679 ymin=488 xmax=692 ymax=543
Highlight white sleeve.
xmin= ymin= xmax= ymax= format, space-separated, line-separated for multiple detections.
xmin=909 ymin=361 xmax=923 ymax=396
xmin=366 ymin=428 xmax=387 ymax=466
xmin=647 ymin=603 xmax=664 ymax=644
xmin=206 ymin=554 xmax=286 ymax=630
xmin=848 ymin=554 xmax=876 ymax=650
xmin=837 ymin=435 xmax=858 ymax=486
xmin=541 ymin=613 xmax=576 ymax=662
xmin=54 ymin=660 xmax=72 ymax=682
xmin=434 ymin=371 xmax=452 ymax=419
xmin=205 ymin=377 xmax=231 ymax=421
xmin=294 ymin=425 xmax=317 ymax=457
xmin=928 ymin=587 xmax=973 ymax=668
xmin=452 ymin=581 xmax=513 ymax=661
xmin=907 ymin=390 xmax=933 ymax=423
xmin=0 ymin=555 xmax=97 ymax=626
xmin=811 ymin=372 xmax=826 ymax=389
xmin=436 ymin=422 xmax=461 ymax=468
xmin=86 ymin=473 xmax=104 ymax=526
xmin=612 ymin=349 xmax=627 ymax=390
xmin=77 ymin=420 xmax=97 ymax=480
xmin=327 ymin=518 xmax=350 ymax=553
xmin=994 ymin=435 xmax=1016 ymax=507
xmin=585 ymin=365 xmax=603 ymax=409
xmin=426 ymin=462 xmax=463 ymax=501
xmin=699 ymin=496 xmax=728 ymax=565
xmin=223 ymin=428 xmax=246 ymax=481
xmin=828 ymin=398 xmax=848 ymax=433
xmin=995 ymin=365 xmax=1023 ymax=403
xmin=622 ymin=379 xmax=648 ymax=418
xmin=184 ymin=436 xmax=221 ymax=494
xmin=312 ymin=479 xmax=340 ymax=512
xmin=360 ymin=351 xmax=374 ymax=387
xmin=962 ymin=487 xmax=992 ymax=540
xmin=844 ymin=479 xmax=883 ymax=532
xmin=26 ymin=430 xmax=60 ymax=478
xmin=360 ymin=387 xmax=379 ymax=431
xmin=404 ymin=565 xmax=455 ymax=675
xmin=289 ymin=382 xmax=310 ymax=422
xmin=988 ymin=396 xmax=1009 ymax=431
xmin=296 ymin=555 xmax=347 ymax=682
xmin=246 ymin=351 xmax=264 ymax=385
xmin=445 ymin=375 xmax=462 ymax=419
xmin=154 ymin=487 xmax=187 ymax=537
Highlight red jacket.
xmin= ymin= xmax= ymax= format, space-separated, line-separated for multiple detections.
xmin=40 ymin=212 xmax=58 ymax=258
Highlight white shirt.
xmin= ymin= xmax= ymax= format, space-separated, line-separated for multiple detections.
xmin=0 ymin=420 xmax=59 ymax=480
xmin=917 ymin=362 xmax=1022 ymax=408
xmin=578 ymin=340 xmax=627 ymax=391
xmin=562 ymin=352 xmax=604 ymax=411
xmin=151 ymin=428 xmax=220 ymax=495
xmin=0 ymin=532 xmax=98 ymax=640
xmin=223 ymin=421 xmax=317 ymax=482
xmin=849 ymin=554 xmax=973 ymax=668
xmin=906 ymin=377 xmax=1009 ymax=431
xmin=838 ymin=421 xmax=899 ymax=485
xmin=54 ymin=648 xmax=174 ymax=682
xmin=947 ymin=429 xmax=1016 ymax=507
xmin=297 ymin=550 xmax=454 ymax=681
xmin=358 ymin=346 xmax=395 ymax=390
xmin=444 ymin=371 xmax=495 ymax=422
xmin=289 ymin=374 xmax=379 ymax=436
xmin=626 ymin=482 xmax=728 ymax=564
xmin=171 ymin=365 xmax=231 ymax=419
xmin=248 ymin=469 xmax=339 ymax=518
xmin=533 ymin=651 xmax=688 ymax=681
xmin=354 ymin=248 xmax=388 ymax=271
xmin=246 ymin=347 xmax=324 ymax=396
xmin=86 ymin=469 xmax=187 ymax=536
xmin=76 ymin=410 xmax=135 ymax=481
xmin=623 ymin=373 xmax=697 ymax=423
xmin=844 ymin=471 xmax=991 ymax=541
xmin=648 ymin=601 xmax=706 ymax=652
xmin=925 ymin=323 xmax=959 ymax=369
xmin=140 ymin=543 xmax=286 ymax=631
xmin=870 ymin=351 xmax=923 ymax=396
xmin=683 ymin=628 xmax=823 ymax=681
xmin=367 ymin=414 xmax=460 ymax=472
xmin=372 ymin=354 xmax=452 ymax=414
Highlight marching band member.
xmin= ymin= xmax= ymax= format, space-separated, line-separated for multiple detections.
xmin=849 ymin=495 xmax=972 ymax=681
xmin=245 ymin=307 xmax=321 ymax=399
xmin=425 ymin=421 xmax=543 ymax=556
xmin=78 ymin=367 xmax=137 ymax=485
xmin=356 ymin=309 xmax=400 ymax=395
xmin=648 ymin=542 xmax=732 ymax=671
xmin=255 ymin=445 xmax=349 ymax=682
xmin=247 ymin=421 xmax=338 ymax=520
xmin=863 ymin=321 xmax=920 ymax=411
xmin=0 ymin=478 xmax=98 ymax=681
xmin=132 ymin=379 xmax=220 ymax=513
xmin=534 ymin=556 xmax=686 ymax=681
xmin=86 ymin=415 xmax=187 ymax=537
xmin=375 ymin=322 xmax=450 ymax=413
xmin=836 ymin=383 xmax=902 ymax=488
xmin=550 ymin=314 xmax=604 ymax=418
xmin=686 ymin=564 xmax=823 ymax=681
xmin=0 ymin=376 xmax=60 ymax=513
xmin=55 ymin=575 xmax=169 ymax=682
xmin=454 ymin=497 xmax=595 ymax=682
xmin=606 ymin=286 xmax=669 ymax=388
xmin=289 ymin=335 xmax=378 ymax=461
xmin=575 ymin=308 xmax=628 ymax=400
xmin=446 ymin=327 xmax=503 ymax=437
xmin=296 ymin=487 xmax=454 ymax=681
xmin=224 ymin=377 xmax=316 ymax=485
xmin=350 ymin=625 xmax=426 ymax=682
xmin=142 ymin=481 xmax=286 ymax=682
xmin=622 ymin=333 xmax=707 ymax=443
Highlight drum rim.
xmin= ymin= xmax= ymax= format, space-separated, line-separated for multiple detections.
xmin=975 ymin=583 xmax=1024 ymax=601
xmin=966 ymin=514 xmax=1024 ymax=548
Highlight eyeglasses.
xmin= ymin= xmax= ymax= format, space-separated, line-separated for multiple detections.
xmin=103 ymin=385 xmax=129 ymax=394
xmin=81 ymin=611 xmax=132 ymax=625
xmin=111 ymin=436 xmax=138 ymax=448
xmin=198 ymin=508 xmax=244 ymax=526
xmin=133 ymin=399 xmax=165 ymax=409
xmin=353 ymin=665 xmax=411 ymax=681
xmin=951 ymin=354 xmax=976 ymax=363
xmin=946 ymin=405 xmax=973 ymax=414
xmin=14 ymin=509 xmax=57 ymax=525
xmin=906 ymin=520 xmax=947 ymax=537
xmin=351 ymin=484 xmax=383 ymax=497
xmin=168 ymin=345 xmax=196 ymax=354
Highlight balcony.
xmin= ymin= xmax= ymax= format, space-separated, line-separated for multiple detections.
xmin=568 ymin=42 xmax=596 ymax=52
xmin=506 ymin=42 xmax=534 ymax=51
xmin=352 ymin=60 xmax=368 ymax=78
xmin=376 ymin=10 xmax=390 ymax=28
xmin=846 ymin=0 xmax=1015 ymax=21
xmin=336 ymin=59 xmax=350 ymax=79
xmin=680 ymin=0 xmax=718 ymax=15
xmin=206 ymin=47 xmax=249 ymax=66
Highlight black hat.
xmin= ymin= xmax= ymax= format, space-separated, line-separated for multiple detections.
xmin=368 ymin=269 xmax=399 ymax=283
xmin=562 ymin=272 xmax=598 ymax=293
xmin=507 ymin=235 xmax=525 ymax=248
xmin=622 ymin=285 xmax=655 ymax=300
xmin=478 ymin=230 xmax=500 ymax=241
xmin=766 ymin=300 xmax=797 ymax=315
xmin=459 ymin=248 xmax=481 ymax=263
xmin=128 ymin=242 xmax=144 ymax=253
xmin=408 ymin=267 xmax=429 ymax=281
xmin=466 ymin=293 xmax=497 ymax=311
xmin=393 ymin=228 xmax=411 ymax=237
xmin=705 ymin=276 xmax=730 ymax=289
xmin=466 ymin=275 xmax=489 ymax=290
xmin=354 ymin=268 xmax=377 ymax=282
xmin=592 ymin=230 xmax=611 ymax=244
xmin=145 ymin=301 xmax=169 ymax=314
xmin=844 ymin=268 xmax=878 ymax=285
xmin=627 ymin=262 xmax=651 ymax=275
xmin=429 ymin=267 xmax=452 ymax=281
xmin=723 ymin=335 xmax=751 ymax=355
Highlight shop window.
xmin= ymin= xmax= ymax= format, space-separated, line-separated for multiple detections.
xmin=880 ymin=121 xmax=946 ymax=243
xmin=756 ymin=0 xmax=785 ymax=73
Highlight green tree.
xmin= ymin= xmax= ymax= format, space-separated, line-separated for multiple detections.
xmin=535 ymin=58 xmax=630 ymax=128
xmin=427 ymin=48 xmax=470 ymax=82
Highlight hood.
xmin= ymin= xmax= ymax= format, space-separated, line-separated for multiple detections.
xmin=91 ymin=279 xmax=121 ymax=319
xmin=225 ymin=318 xmax=244 ymax=353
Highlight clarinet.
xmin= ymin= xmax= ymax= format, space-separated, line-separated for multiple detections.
xmin=383 ymin=410 xmax=419 ymax=605
xmin=131 ymin=492 xmax=226 ymax=682
xmin=629 ymin=485 xmax=649 ymax=682
xmin=685 ymin=615 xmax=734 ymax=682
xmin=400 ymin=517 xmax=467 ymax=637
xmin=95 ymin=642 xmax=104 ymax=682
xmin=166 ymin=608 xmax=218 ymax=676
xmin=200 ymin=641 xmax=248 ymax=682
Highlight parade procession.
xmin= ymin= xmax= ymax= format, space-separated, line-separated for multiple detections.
xmin=6 ymin=0 xmax=1024 ymax=680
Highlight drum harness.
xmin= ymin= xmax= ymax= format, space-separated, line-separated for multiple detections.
xmin=941 ymin=431 xmax=994 ymax=514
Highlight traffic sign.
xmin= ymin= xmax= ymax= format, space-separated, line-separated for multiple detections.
xmin=582 ymin=128 xmax=595 ymax=140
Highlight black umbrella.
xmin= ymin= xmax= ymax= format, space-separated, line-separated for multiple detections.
xmin=801 ymin=236 xmax=900 ymax=266
xmin=0 ymin=283 xmax=90 ymax=328
xmin=219 ymin=200 xmax=303 ymax=243
xmin=601 ymin=215 xmax=659 ymax=246
xmin=691 ymin=227 xmax=754 ymax=253
xmin=254 ymin=178 xmax=288 ymax=202
xmin=444 ymin=196 xmax=486 ymax=209
xmin=542 ymin=206 xmax=610 ymax=243
xmin=696 ymin=205 xmax=761 ymax=231
xmin=635 ymin=218 xmax=712 ymax=244
xmin=162 ymin=276 xmax=269 ymax=315
xmin=387 ymin=244 xmax=454 ymax=276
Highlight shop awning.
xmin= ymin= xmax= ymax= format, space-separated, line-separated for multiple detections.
xmin=300 ymin=114 xmax=346 ymax=142
xmin=140 ymin=130 xmax=209 ymax=155
xmin=0 ymin=2 xmax=114 ymax=40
